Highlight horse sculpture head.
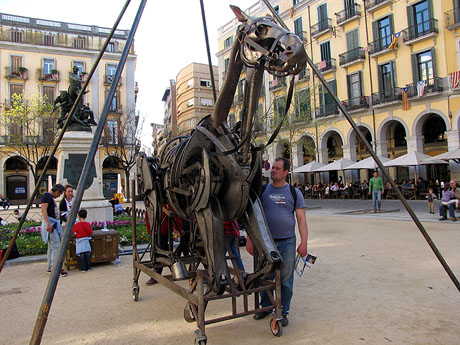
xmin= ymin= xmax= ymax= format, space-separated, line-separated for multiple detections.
xmin=231 ymin=5 xmax=307 ymax=76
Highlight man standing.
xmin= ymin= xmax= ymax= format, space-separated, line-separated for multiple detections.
xmin=254 ymin=157 xmax=308 ymax=327
xmin=369 ymin=170 xmax=384 ymax=213
xmin=41 ymin=184 xmax=68 ymax=277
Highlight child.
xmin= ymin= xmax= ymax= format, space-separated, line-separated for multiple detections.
xmin=72 ymin=209 xmax=93 ymax=272
xmin=426 ymin=188 xmax=436 ymax=214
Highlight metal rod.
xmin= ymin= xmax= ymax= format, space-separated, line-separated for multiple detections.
xmin=29 ymin=2 xmax=146 ymax=344
xmin=261 ymin=0 xmax=460 ymax=293
xmin=199 ymin=0 xmax=217 ymax=102
xmin=0 ymin=0 xmax=131 ymax=276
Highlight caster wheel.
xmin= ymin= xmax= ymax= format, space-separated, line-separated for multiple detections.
xmin=270 ymin=317 xmax=283 ymax=337
xmin=194 ymin=338 xmax=207 ymax=345
xmin=132 ymin=285 xmax=139 ymax=301
xmin=184 ymin=302 xmax=196 ymax=323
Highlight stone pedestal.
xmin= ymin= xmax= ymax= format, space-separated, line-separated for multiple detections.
xmin=56 ymin=131 xmax=113 ymax=224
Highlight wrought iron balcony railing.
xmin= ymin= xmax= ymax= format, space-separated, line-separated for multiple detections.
xmin=372 ymin=88 xmax=402 ymax=105
xmin=315 ymin=104 xmax=339 ymax=118
xmin=108 ymin=104 xmax=123 ymax=114
xmin=365 ymin=0 xmax=393 ymax=13
xmin=407 ymin=77 xmax=443 ymax=98
xmin=37 ymin=68 xmax=59 ymax=81
xmin=335 ymin=3 xmax=361 ymax=25
xmin=342 ymin=96 xmax=370 ymax=111
xmin=295 ymin=69 xmax=310 ymax=82
xmin=5 ymin=66 xmax=28 ymax=80
xmin=310 ymin=18 xmax=332 ymax=38
xmin=315 ymin=58 xmax=336 ymax=73
xmin=339 ymin=47 xmax=366 ymax=66
xmin=368 ymin=37 xmax=394 ymax=56
xmin=402 ymin=18 xmax=438 ymax=43
xmin=445 ymin=8 xmax=460 ymax=30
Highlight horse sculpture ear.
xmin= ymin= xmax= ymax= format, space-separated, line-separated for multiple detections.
xmin=230 ymin=5 xmax=249 ymax=23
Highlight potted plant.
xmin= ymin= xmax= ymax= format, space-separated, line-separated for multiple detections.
xmin=51 ymin=69 xmax=58 ymax=80
xmin=18 ymin=66 xmax=28 ymax=79
xmin=81 ymin=71 xmax=88 ymax=81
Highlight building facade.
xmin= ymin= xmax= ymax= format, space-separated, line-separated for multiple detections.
xmin=0 ymin=12 xmax=137 ymax=200
xmin=216 ymin=0 xmax=460 ymax=184
xmin=175 ymin=62 xmax=219 ymax=134
xmin=162 ymin=79 xmax=177 ymax=138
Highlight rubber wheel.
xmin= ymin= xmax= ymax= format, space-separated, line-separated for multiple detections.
xmin=194 ymin=338 xmax=207 ymax=345
xmin=270 ymin=317 xmax=283 ymax=337
xmin=132 ymin=285 xmax=139 ymax=302
xmin=184 ymin=303 xmax=196 ymax=323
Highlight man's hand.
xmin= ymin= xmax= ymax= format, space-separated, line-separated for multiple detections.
xmin=46 ymin=223 xmax=53 ymax=233
xmin=297 ymin=241 xmax=307 ymax=258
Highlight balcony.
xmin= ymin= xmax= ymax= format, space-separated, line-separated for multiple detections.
xmin=342 ymin=96 xmax=370 ymax=112
xmin=104 ymin=74 xmax=122 ymax=86
xmin=108 ymin=104 xmax=123 ymax=114
xmin=37 ymin=68 xmax=59 ymax=82
xmin=402 ymin=19 xmax=438 ymax=44
xmin=295 ymin=69 xmax=310 ymax=83
xmin=445 ymin=8 xmax=460 ymax=30
xmin=339 ymin=48 xmax=366 ymax=67
xmin=368 ymin=37 xmax=395 ymax=57
xmin=310 ymin=18 xmax=332 ymax=39
xmin=5 ymin=67 xmax=28 ymax=80
xmin=407 ymin=77 xmax=443 ymax=98
xmin=372 ymin=88 xmax=402 ymax=106
xmin=315 ymin=104 xmax=339 ymax=118
xmin=269 ymin=78 xmax=287 ymax=91
xmin=365 ymin=0 xmax=393 ymax=13
xmin=315 ymin=58 xmax=336 ymax=73
xmin=335 ymin=4 xmax=361 ymax=26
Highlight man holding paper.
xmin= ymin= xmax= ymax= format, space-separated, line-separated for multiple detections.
xmin=252 ymin=157 xmax=308 ymax=327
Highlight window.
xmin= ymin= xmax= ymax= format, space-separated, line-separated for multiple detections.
xmin=10 ymin=30 xmax=23 ymax=43
xmin=106 ymin=120 xmax=118 ymax=144
xmin=188 ymin=118 xmax=194 ymax=128
xmin=373 ymin=16 xmax=393 ymax=50
xmin=347 ymin=72 xmax=363 ymax=105
xmin=201 ymin=98 xmax=212 ymax=107
xmin=187 ymin=98 xmax=194 ymax=107
xmin=378 ymin=62 xmax=396 ymax=97
xmin=320 ymin=41 xmax=331 ymax=63
xmin=10 ymin=55 xmax=23 ymax=76
xmin=106 ymin=64 xmax=117 ymax=83
xmin=43 ymin=59 xmax=54 ymax=75
xmin=42 ymin=117 xmax=55 ymax=144
xmin=73 ymin=37 xmax=85 ymax=49
xmin=106 ymin=42 xmax=115 ymax=52
xmin=317 ymin=3 xmax=328 ymax=30
xmin=9 ymin=84 xmax=24 ymax=103
xmin=416 ymin=50 xmax=434 ymax=83
xmin=42 ymin=86 xmax=55 ymax=105
xmin=346 ymin=29 xmax=359 ymax=51
xmin=187 ymin=79 xmax=193 ymax=88
xmin=274 ymin=5 xmax=280 ymax=14
xmin=200 ymin=79 xmax=211 ymax=87
xmin=224 ymin=36 xmax=233 ymax=48
xmin=294 ymin=17 xmax=303 ymax=39
xmin=73 ymin=61 xmax=84 ymax=74
xmin=413 ymin=1 xmax=430 ymax=35
xmin=43 ymin=34 xmax=55 ymax=46
xmin=224 ymin=58 xmax=230 ymax=73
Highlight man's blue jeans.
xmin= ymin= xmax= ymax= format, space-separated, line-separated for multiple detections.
xmin=439 ymin=203 xmax=456 ymax=218
xmin=259 ymin=236 xmax=296 ymax=316
xmin=225 ymin=236 xmax=245 ymax=272
xmin=372 ymin=190 xmax=382 ymax=211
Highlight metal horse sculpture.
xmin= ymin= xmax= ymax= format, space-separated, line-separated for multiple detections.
xmin=138 ymin=6 xmax=307 ymax=294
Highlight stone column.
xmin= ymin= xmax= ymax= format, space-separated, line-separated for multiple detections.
xmin=56 ymin=131 xmax=113 ymax=224
xmin=446 ymin=130 xmax=460 ymax=181
xmin=375 ymin=140 xmax=388 ymax=157
xmin=291 ymin=144 xmax=304 ymax=184
xmin=405 ymin=135 xmax=425 ymax=180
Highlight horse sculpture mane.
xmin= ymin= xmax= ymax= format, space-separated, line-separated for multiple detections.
xmin=138 ymin=5 xmax=307 ymax=294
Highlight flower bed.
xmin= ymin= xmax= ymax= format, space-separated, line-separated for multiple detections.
xmin=0 ymin=216 xmax=149 ymax=256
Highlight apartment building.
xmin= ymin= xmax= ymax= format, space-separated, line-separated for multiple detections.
xmin=175 ymin=62 xmax=219 ymax=134
xmin=0 ymin=12 xmax=137 ymax=200
xmin=216 ymin=0 xmax=460 ymax=183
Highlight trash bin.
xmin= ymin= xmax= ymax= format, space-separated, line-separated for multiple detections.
xmin=65 ymin=229 xmax=118 ymax=270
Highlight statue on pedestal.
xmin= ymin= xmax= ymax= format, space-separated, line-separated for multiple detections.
xmin=53 ymin=66 xmax=97 ymax=132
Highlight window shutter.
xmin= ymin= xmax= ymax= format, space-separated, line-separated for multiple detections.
xmin=378 ymin=65 xmax=384 ymax=94
xmin=359 ymin=71 xmax=364 ymax=97
xmin=389 ymin=14 xmax=394 ymax=34
xmin=427 ymin=0 xmax=434 ymax=19
xmin=390 ymin=61 xmax=397 ymax=88
xmin=372 ymin=21 xmax=378 ymax=42
xmin=411 ymin=54 xmax=418 ymax=83
xmin=431 ymin=47 xmax=437 ymax=78
xmin=346 ymin=75 xmax=351 ymax=100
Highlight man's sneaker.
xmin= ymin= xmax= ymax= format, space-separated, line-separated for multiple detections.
xmin=145 ymin=278 xmax=157 ymax=285
xmin=439 ymin=217 xmax=447 ymax=221
xmin=281 ymin=315 xmax=289 ymax=327
xmin=452 ymin=217 xmax=457 ymax=222
xmin=60 ymin=271 xmax=68 ymax=277
xmin=253 ymin=310 xmax=271 ymax=320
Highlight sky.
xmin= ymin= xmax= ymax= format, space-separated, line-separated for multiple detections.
xmin=1 ymin=0 xmax=253 ymax=148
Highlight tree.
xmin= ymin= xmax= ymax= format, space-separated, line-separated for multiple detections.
xmin=1 ymin=93 xmax=57 ymax=184
xmin=102 ymin=109 xmax=142 ymax=202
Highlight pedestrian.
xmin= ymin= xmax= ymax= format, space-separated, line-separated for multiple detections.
xmin=426 ymin=187 xmax=436 ymax=214
xmin=0 ymin=195 xmax=10 ymax=210
xmin=224 ymin=220 xmax=245 ymax=273
xmin=40 ymin=183 xmax=68 ymax=277
xmin=439 ymin=182 xmax=457 ymax=221
xmin=72 ymin=209 xmax=93 ymax=272
xmin=252 ymin=157 xmax=308 ymax=327
xmin=369 ymin=170 xmax=384 ymax=212
xmin=59 ymin=184 xmax=74 ymax=224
